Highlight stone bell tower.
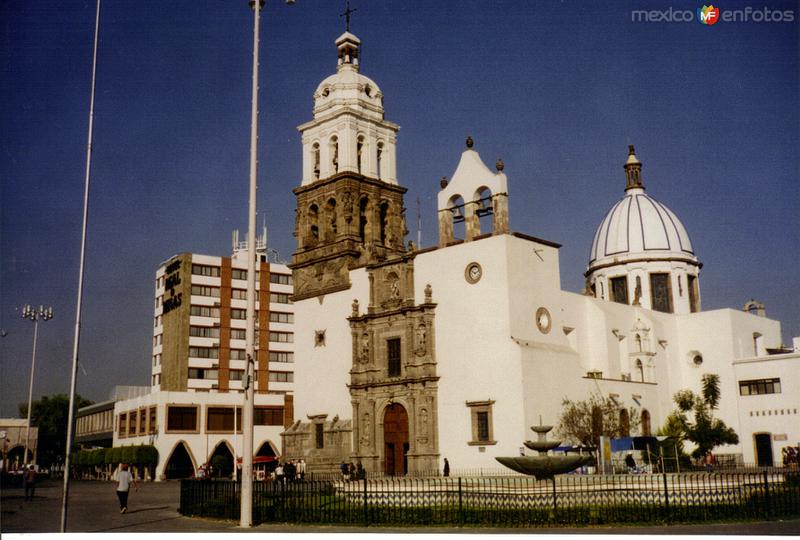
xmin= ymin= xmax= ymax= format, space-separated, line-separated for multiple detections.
xmin=291 ymin=32 xmax=408 ymax=301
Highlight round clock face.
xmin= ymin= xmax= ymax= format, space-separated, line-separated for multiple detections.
xmin=465 ymin=262 xmax=482 ymax=284
xmin=535 ymin=307 xmax=552 ymax=334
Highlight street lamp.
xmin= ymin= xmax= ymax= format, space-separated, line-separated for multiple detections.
xmin=240 ymin=0 xmax=295 ymax=528
xmin=21 ymin=304 xmax=54 ymax=467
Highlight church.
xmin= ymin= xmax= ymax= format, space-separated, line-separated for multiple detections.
xmin=280 ymin=31 xmax=800 ymax=475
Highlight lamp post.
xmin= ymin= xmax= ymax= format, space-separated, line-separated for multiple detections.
xmin=21 ymin=304 xmax=54 ymax=467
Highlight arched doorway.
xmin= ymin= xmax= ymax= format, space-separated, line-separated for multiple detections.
xmin=209 ymin=442 xmax=233 ymax=478
xmin=164 ymin=442 xmax=195 ymax=479
xmin=641 ymin=409 xmax=651 ymax=437
xmin=754 ymin=433 xmax=773 ymax=467
xmin=383 ymin=403 xmax=409 ymax=476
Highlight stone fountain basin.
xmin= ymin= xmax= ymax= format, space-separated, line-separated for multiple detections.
xmin=495 ymin=455 xmax=594 ymax=479
xmin=524 ymin=440 xmax=560 ymax=452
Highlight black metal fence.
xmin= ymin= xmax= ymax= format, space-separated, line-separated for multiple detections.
xmin=180 ymin=470 xmax=800 ymax=527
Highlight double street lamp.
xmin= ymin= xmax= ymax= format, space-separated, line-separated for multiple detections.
xmin=21 ymin=304 xmax=54 ymax=467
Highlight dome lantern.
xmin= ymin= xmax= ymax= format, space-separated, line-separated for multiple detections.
xmin=624 ymin=145 xmax=644 ymax=191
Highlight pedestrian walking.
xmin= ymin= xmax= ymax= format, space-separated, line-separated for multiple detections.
xmin=298 ymin=458 xmax=306 ymax=481
xmin=443 ymin=458 xmax=450 ymax=477
xmin=23 ymin=465 xmax=37 ymax=501
xmin=114 ymin=463 xmax=138 ymax=514
xmin=340 ymin=461 xmax=349 ymax=481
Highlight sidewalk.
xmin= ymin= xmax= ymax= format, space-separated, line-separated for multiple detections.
xmin=2 ymin=479 xmax=799 ymax=534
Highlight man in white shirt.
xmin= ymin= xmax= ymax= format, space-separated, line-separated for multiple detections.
xmin=114 ymin=463 xmax=138 ymax=514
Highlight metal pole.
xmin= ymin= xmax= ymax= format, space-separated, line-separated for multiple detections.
xmin=240 ymin=0 xmax=263 ymax=528
xmin=61 ymin=0 xmax=101 ymax=532
xmin=23 ymin=318 xmax=38 ymax=467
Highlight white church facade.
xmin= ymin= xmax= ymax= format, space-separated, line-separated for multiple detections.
xmin=277 ymin=32 xmax=800 ymax=475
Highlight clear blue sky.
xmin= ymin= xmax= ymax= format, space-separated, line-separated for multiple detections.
xmin=1 ymin=0 xmax=798 ymax=416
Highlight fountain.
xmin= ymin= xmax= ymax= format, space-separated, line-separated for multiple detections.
xmin=495 ymin=419 xmax=594 ymax=479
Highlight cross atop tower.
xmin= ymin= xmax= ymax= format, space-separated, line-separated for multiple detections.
xmin=340 ymin=0 xmax=357 ymax=32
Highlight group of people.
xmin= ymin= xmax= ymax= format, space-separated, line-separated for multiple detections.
xmin=782 ymin=446 xmax=799 ymax=467
xmin=270 ymin=459 xmax=306 ymax=483
xmin=339 ymin=460 xmax=366 ymax=481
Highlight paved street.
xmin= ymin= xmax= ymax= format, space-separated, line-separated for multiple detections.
xmin=2 ymin=479 xmax=800 ymax=534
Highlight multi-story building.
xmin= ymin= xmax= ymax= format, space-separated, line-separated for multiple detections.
xmin=112 ymin=234 xmax=296 ymax=480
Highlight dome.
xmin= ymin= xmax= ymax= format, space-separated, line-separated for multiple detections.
xmin=587 ymin=146 xmax=698 ymax=272
xmin=312 ymin=32 xmax=384 ymax=120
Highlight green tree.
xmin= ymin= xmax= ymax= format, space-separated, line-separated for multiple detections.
xmin=557 ymin=393 xmax=640 ymax=447
xmin=19 ymin=394 xmax=93 ymax=466
xmin=668 ymin=373 xmax=738 ymax=458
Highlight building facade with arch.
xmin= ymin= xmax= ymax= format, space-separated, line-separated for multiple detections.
xmin=282 ymin=31 xmax=800 ymax=474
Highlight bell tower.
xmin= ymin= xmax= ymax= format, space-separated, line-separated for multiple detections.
xmin=291 ymin=32 xmax=408 ymax=301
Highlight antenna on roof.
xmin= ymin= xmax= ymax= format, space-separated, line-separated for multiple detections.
xmin=416 ymin=196 xmax=422 ymax=248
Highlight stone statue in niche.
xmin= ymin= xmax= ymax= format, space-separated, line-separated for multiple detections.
xmin=351 ymin=298 xmax=359 ymax=316
xmin=633 ymin=276 xmax=642 ymax=306
xmin=343 ymin=191 xmax=354 ymax=223
xmin=415 ymin=322 xmax=427 ymax=356
xmin=417 ymin=407 xmax=429 ymax=443
xmin=424 ymin=284 xmax=433 ymax=303
xmin=359 ymin=332 xmax=370 ymax=363
xmin=360 ymin=412 xmax=371 ymax=448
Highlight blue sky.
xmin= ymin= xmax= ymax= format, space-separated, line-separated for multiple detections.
xmin=1 ymin=0 xmax=798 ymax=416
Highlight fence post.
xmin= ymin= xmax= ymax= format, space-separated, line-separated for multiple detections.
xmin=458 ymin=477 xmax=463 ymax=526
xmin=763 ymin=470 xmax=770 ymax=519
xmin=363 ymin=477 xmax=368 ymax=526
xmin=662 ymin=472 xmax=670 ymax=522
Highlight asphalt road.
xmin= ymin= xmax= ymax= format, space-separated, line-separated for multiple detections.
xmin=2 ymin=479 xmax=799 ymax=534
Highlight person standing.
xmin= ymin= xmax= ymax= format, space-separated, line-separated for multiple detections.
xmin=23 ymin=465 xmax=37 ymax=501
xmin=443 ymin=458 xmax=450 ymax=477
xmin=114 ymin=463 xmax=138 ymax=514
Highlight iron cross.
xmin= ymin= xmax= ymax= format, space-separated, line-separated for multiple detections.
xmin=340 ymin=0 xmax=357 ymax=32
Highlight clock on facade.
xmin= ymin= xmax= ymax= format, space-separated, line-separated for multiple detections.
xmin=465 ymin=262 xmax=482 ymax=284
xmin=535 ymin=307 xmax=552 ymax=334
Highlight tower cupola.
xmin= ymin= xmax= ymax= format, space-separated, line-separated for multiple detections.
xmin=624 ymin=145 xmax=644 ymax=191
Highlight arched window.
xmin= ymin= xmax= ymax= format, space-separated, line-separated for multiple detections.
xmin=376 ymin=142 xmax=384 ymax=179
xmin=325 ymin=198 xmax=337 ymax=240
xmin=448 ymin=194 xmax=466 ymax=241
xmin=641 ymin=409 xmax=651 ymax=437
xmin=308 ymin=204 xmax=319 ymax=244
xmin=474 ymin=186 xmax=494 ymax=235
xmin=635 ymin=334 xmax=642 ymax=353
xmin=312 ymin=142 xmax=320 ymax=180
xmin=636 ymin=359 xmax=644 ymax=382
xmin=359 ymin=197 xmax=368 ymax=243
xmin=329 ymin=136 xmax=339 ymax=173
xmin=357 ymin=135 xmax=365 ymax=174
xmin=619 ymin=409 xmax=630 ymax=437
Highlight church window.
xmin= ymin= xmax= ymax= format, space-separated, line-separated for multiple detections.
xmin=330 ymin=136 xmax=339 ymax=173
xmin=309 ymin=204 xmax=319 ymax=243
xmin=640 ymin=409 xmax=651 ymax=436
xmin=474 ymin=186 xmax=494 ymax=235
xmin=357 ymin=136 xmax=365 ymax=174
xmin=359 ymin=197 xmax=368 ymax=242
xmin=387 ymin=337 xmax=401 ymax=376
xmin=635 ymin=334 xmax=642 ymax=353
xmin=610 ymin=276 xmax=629 ymax=305
xmin=315 ymin=423 xmax=324 ymax=449
xmin=312 ymin=143 xmax=320 ymax=179
xmin=688 ymin=275 xmax=699 ymax=312
xmin=326 ymin=198 xmax=337 ymax=239
xmin=635 ymin=359 xmax=644 ymax=382
xmin=376 ymin=142 xmax=384 ymax=179
xmin=379 ymin=201 xmax=390 ymax=245
xmin=466 ymin=400 xmax=496 ymax=445
xmin=649 ymin=273 xmax=672 ymax=313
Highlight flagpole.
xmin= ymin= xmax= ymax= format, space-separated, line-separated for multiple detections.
xmin=61 ymin=0 xmax=101 ymax=532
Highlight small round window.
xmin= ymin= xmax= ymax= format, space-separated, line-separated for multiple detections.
xmin=322 ymin=87 xmax=330 ymax=97
xmin=693 ymin=354 xmax=703 ymax=366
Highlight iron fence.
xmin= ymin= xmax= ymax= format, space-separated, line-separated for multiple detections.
xmin=180 ymin=470 xmax=800 ymax=527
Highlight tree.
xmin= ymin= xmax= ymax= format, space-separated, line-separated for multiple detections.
xmin=667 ymin=373 xmax=739 ymax=458
xmin=557 ymin=393 xmax=640 ymax=447
xmin=19 ymin=393 xmax=93 ymax=466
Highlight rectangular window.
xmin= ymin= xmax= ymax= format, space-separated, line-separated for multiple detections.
xmin=167 ymin=406 xmax=198 ymax=432
xmin=232 ymin=269 xmax=248 ymax=280
xmin=269 ymin=351 xmax=294 ymax=363
xmin=688 ymin=275 xmax=699 ymax=313
xmin=230 ymin=329 xmax=246 ymax=340
xmin=270 ymin=293 xmax=292 ymax=304
xmin=148 ymin=406 xmax=157 ymax=434
xmin=231 ymin=308 xmax=247 ymax=320
xmin=191 ymin=285 xmax=220 ymax=297
xmin=230 ymin=349 xmax=246 ymax=360
xmin=189 ymin=346 xmax=219 ymax=359
xmin=269 ymin=312 xmax=294 ymax=323
xmin=127 ymin=411 xmax=136 ymax=437
xmin=231 ymin=289 xmax=247 ymax=300
xmin=467 ymin=400 xmax=496 ymax=445
xmin=649 ymin=273 xmax=673 ymax=313
xmin=190 ymin=305 xmax=220 ymax=318
xmin=268 ymin=371 xmax=294 ymax=383
xmin=315 ymin=423 xmax=324 ymax=449
xmin=270 ymin=273 xmax=293 ymax=285
xmin=269 ymin=331 xmax=293 ymax=343
xmin=119 ymin=412 xmax=127 ymax=438
xmin=207 ymin=407 xmax=240 ymax=432
xmin=387 ymin=338 xmax=401 ymax=377
xmin=229 ymin=369 xmax=244 ymax=381
xmin=739 ymin=378 xmax=781 ymax=396
xmin=189 ymin=326 xmax=220 ymax=338
xmin=255 ymin=406 xmax=284 ymax=426
xmin=192 ymin=264 xmax=220 ymax=277
xmin=138 ymin=409 xmax=147 ymax=435
xmin=610 ymin=276 xmax=628 ymax=305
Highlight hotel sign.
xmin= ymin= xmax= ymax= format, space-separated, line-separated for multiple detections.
xmin=162 ymin=259 xmax=183 ymax=314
